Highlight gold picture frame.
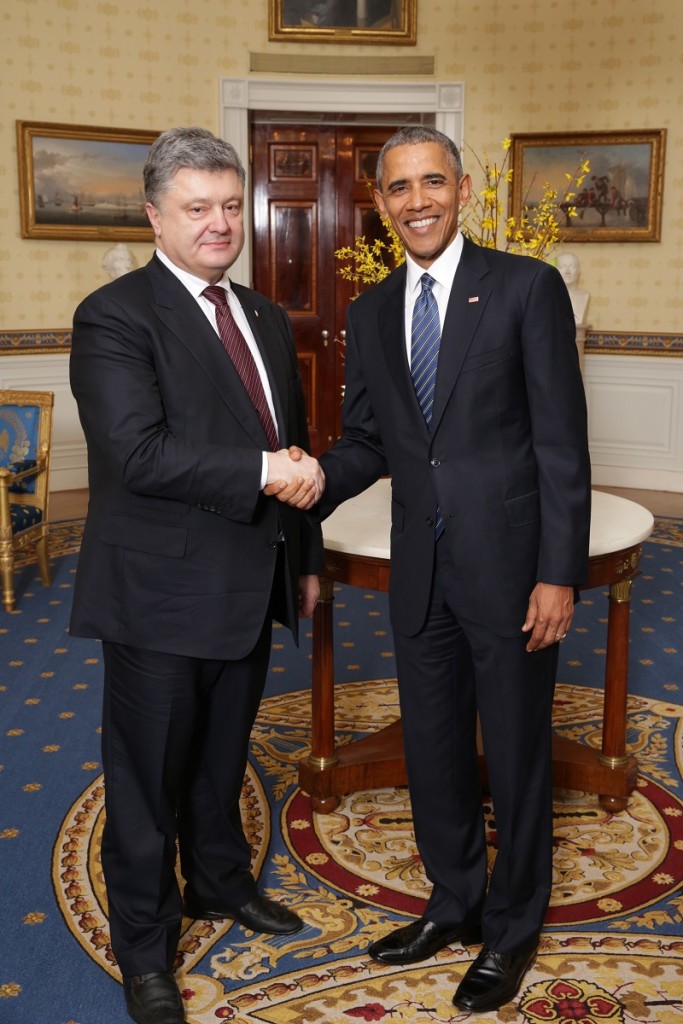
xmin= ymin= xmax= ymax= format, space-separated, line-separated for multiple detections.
xmin=509 ymin=129 xmax=666 ymax=243
xmin=269 ymin=0 xmax=416 ymax=45
xmin=17 ymin=120 xmax=160 ymax=241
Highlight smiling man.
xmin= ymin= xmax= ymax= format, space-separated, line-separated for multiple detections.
xmin=69 ymin=127 xmax=323 ymax=1024
xmin=273 ymin=124 xmax=591 ymax=1012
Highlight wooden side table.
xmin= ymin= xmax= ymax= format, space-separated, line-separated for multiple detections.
xmin=298 ymin=482 xmax=654 ymax=814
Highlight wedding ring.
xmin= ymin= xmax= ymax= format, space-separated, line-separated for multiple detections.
xmin=556 ymin=632 xmax=567 ymax=640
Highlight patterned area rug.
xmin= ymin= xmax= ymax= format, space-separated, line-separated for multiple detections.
xmin=2 ymin=517 xmax=683 ymax=1023
xmin=51 ymin=679 xmax=683 ymax=1023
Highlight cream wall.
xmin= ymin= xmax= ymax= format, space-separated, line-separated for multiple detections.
xmin=0 ymin=0 xmax=681 ymax=333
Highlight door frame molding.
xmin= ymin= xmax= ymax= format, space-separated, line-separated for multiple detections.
xmin=220 ymin=77 xmax=465 ymax=284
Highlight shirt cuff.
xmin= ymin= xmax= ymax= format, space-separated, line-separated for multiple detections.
xmin=260 ymin=451 xmax=269 ymax=491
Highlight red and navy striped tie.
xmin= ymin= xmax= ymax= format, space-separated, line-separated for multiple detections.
xmin=203 ymin=286 xmax=279 ymax=451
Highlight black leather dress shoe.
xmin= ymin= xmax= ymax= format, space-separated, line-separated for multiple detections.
xmin=123 ymin=972 xmax=186 ymax=1024
xmin=183 ymin=894 xmax=303 ymax=934
xmin=453 ymin=945 xmax=537 ymax=1011
xmin=369 ymin=917 xmax=482 ymax=965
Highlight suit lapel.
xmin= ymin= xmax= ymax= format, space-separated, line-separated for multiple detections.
xmin=430 ymin=238 xmax=493 ymax=437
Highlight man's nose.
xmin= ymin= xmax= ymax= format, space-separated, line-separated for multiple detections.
xmin=209 ymin=207 xmax=231 ymax=232
xmin=408 ymin=185 xmax=429 ymax=208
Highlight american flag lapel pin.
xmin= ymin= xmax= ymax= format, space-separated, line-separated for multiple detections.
xmin=469 ymin=296 xmax=479 ymax=303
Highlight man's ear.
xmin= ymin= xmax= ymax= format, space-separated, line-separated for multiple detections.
xmin=145 ymin=202 xmax=161 ymax=237
xmin=458 ymin=173 xmax=473 ymax=207
xmin=373 ymin=187 xmax=387 ymax=218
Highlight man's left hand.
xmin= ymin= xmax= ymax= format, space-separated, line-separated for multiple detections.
xmin=298 ymin=574 xmax=320 ymax=617
xmin=522 ymin=583 xmax=574 ymax=652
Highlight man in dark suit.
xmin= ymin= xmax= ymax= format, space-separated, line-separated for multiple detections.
xmin=274 ymin=125 xmax=591 ymax=1011
xmin=70 ymin=126 xmax=324 ymax=1024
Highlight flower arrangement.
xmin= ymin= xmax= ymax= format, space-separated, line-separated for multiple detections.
xmin=334 ymin=210 xmax=404 ymax=290
xmin=334 ymin=140 xmax=590 ymax=286
xmin=459 ymin=138 xmax=590 ymax=261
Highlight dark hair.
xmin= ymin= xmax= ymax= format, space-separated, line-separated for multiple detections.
xmin=143 ymin=126 xmax=246 ymax=205
xmin=375 ymin=125 xmax=463 ymax=189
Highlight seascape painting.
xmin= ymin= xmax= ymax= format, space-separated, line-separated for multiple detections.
xmin=17 ymin=121 xmax=159 ymax=240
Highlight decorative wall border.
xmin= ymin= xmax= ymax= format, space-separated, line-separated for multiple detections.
xmin=1 ymin=329 xmax=681 ymax=357
xmin=0 ymin=329 xmax=72 ymax=354
xmin=585 ymin=331 xmax=683 ymax=356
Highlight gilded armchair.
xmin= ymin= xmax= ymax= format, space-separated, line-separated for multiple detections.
xmin=0 ymin=389 xmax=54 ymax=611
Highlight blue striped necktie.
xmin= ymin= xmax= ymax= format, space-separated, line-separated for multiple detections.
xmin=410 ymin=273 xmax=444 ymax=539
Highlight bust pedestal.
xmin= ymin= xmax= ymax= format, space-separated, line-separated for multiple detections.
xmin=576 ymin=323 xmax=588 ymax=373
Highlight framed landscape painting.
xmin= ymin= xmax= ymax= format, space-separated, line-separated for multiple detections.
xmin=17 ymin=121 xmax=160 ymax=241
xmin=509 ymin=129 xmax=666 ymax=242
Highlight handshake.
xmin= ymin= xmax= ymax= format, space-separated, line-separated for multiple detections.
xmin=265 ymin=447 xmax=325 ymax=510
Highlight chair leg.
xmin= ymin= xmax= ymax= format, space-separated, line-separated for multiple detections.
xmin=35 ymin=532 xmax=52 ymax=587
xmin=0 ymin=535 xmax=16 ymax=611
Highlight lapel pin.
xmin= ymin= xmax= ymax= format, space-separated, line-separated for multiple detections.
xmin=469 ymin=296 xmax=479 ymax=303
xmin=255 ymin=309 xmax=260 ymax=317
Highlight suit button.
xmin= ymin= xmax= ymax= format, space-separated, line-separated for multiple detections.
xmin=268 ymin=541 xmax=279 ymax=549
xmin=430 ymin=458 xmax=441 ymax=468
xmin=425 ymin=516 xmax=434 ymax=527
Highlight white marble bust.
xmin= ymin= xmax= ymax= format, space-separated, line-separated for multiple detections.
xmin=102 ymin=243 xmax=136 ymax=280
xmin=556 ymin=251 xmax=590 ymax=326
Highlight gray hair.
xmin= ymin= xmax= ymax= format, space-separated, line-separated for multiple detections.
xmin=143 ymin=126 xmax=246 ymax=206
xmin=375 ymin=125 xmax=463 ymax=190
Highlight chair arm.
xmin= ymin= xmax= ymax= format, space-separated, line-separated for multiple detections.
xmin=3 ymin=458 xmax=41 ymax=482
xmin=0 ymin=471 xmax=12 ymax=532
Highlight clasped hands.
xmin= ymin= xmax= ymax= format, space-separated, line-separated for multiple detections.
xmin=265 ymin=446 xmax=324 ymax=510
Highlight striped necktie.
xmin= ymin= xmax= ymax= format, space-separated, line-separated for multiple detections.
xmin=203 ymin=286 xmax=279 ymax=451
xmin=410 ymin=273 xmax=444 ymax=539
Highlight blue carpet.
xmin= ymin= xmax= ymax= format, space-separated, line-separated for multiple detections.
xmin=1 ymin=518 xmax=682 ymax=1023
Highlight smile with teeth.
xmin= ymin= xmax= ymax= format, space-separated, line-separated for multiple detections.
xmin=407 ymin=216 xmax=438 ymax=229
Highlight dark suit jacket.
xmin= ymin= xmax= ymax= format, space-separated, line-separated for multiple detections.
xmin=69 ymin=254 xmax=322 ymax=659
xmin=320 ymin=236 xmax=591 ymax=638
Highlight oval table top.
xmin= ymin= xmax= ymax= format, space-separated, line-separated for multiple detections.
xmin=321 ymin=478 xmax=654 ymax=561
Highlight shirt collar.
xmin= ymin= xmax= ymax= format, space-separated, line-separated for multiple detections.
xmin=405 ymin=231 xmax=464 ymax=298
xmin=156 ymin=249 xmax=234 ymax=300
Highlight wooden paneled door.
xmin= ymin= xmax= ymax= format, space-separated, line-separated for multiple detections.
xmin=251 ymin=124 xmax=391 ymax=455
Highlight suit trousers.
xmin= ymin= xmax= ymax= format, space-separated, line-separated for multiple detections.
xmin=393 ymin=537 xmax=558 ymax=955
xmin=100 ymin=615 xmax=273 ymax=976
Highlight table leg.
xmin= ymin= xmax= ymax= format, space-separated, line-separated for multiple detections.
xmin=597 ymin=577 xmax=634 ymax=812
xmin=305 ymin=576 xmax=340 ymax=812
